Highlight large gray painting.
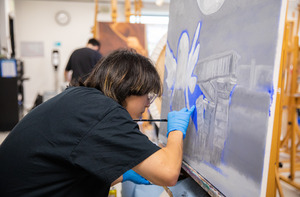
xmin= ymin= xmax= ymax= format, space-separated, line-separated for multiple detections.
xmin=159 ymin=0 xmax=286 ymax=196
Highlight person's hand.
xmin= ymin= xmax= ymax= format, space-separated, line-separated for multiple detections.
xmin=167 ymin=105 xmax=195 ymax=139
xmin=122 ymin=169 xmax=151 ymax=185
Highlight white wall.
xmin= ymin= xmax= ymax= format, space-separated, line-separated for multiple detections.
xmin=14 ymin=0 xmax=125 ymax=109
xmin=13 ymin=0 xmax=168 ymax=110
xmin=0 ymin=0 xmax=14 ymax=57
xmin=0 ymin=0 xmax=8 ymax=57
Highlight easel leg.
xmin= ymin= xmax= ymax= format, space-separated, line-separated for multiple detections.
xmin=275 ymin=169 xmax=284 ymax=197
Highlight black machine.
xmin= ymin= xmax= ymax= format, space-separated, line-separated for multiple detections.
xmin=0 ymin=58 xmax=27 ymax=131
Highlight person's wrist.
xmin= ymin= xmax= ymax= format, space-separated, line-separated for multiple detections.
xmin=122 ymin=172 xmax=129 ymax=182
xmin=168 ymin=130 xmax=184 ymax=138
xmin=167 ymin=129 xmax=185 ymax=139
xmin=122 ymin=169 xmax=134 ymax=182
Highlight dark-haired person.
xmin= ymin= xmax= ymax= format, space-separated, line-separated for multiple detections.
xmin=64 ymin=38 xmax=103 ymax=84
xmin=0 ymin=49 xmax=195 ymax=197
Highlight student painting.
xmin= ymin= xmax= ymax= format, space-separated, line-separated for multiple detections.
xmin=0 ymin=49 xmax=195 ymax=196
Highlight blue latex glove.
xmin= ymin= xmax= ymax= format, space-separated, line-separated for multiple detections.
xmin=122 ymin=169 xmax=151 ymax=185
xmin=167 ymin=105 xmax=195 ymax=139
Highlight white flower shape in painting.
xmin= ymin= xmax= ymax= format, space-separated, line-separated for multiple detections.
xmin=165 ymin=22 xmax=202 ymax=109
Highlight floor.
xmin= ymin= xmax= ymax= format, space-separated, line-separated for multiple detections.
xmin=275 ymin=152 xmax=300 ymax=197
xmin=1 ymin=130 xmax=300 ymax=196
xmin=277 ymin=179 xmax=300 ymax=197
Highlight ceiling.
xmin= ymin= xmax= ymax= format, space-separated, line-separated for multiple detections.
xmin=30 ymin=0 xmax=170 ymax=4
xmin=30 ymin=0 xmax=171 ymax=15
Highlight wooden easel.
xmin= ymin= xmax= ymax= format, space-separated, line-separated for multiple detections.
xmin=267 ymin=4 xmax=300 ymax=196
xmin=91 ymin=0 xmax=99 ymax=39
xmin=278 ymin=22 xmax=300 ymax=194
xmin=277 ymin=16 xmax=300 ymax=188
xmin=125 ymin=0 xmax=131 ymax=22
xmin=111 ymin=0 xmax=118 ymax=23
xmin=134 ymin=0 xmax=142 ymax=23
xmin=265 ymin=21 xmax=287 ymax=196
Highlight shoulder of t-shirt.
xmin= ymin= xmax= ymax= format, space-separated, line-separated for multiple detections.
xmin=71 ymin=47 xmax=92 ymax=55
xmin=73 ymin=47 xmax=86 ymax=53
xmin=66 ymin=86 xmax=130 ymax=119
xmin=99 ymin=98 xmax=130 ymax=121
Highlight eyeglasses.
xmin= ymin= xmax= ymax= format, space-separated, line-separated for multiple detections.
xmin=147 ymin=92 xmax=157 ymax=104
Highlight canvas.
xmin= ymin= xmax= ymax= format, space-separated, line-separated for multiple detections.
xmin=159 ymin=0 xmax=286 ymax=196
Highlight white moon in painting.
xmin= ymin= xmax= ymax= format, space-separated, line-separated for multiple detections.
xmin=197 ymin=0 xmax=225 ymax=15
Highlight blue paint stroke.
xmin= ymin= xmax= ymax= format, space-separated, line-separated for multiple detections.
xmin=203 ymin=161 xmax=226 ymax=177
xmin=188 ymin=85 xmax=205 ymax=131
xmin=229 ymin=84 xmax=237 ymax=105
xmin=268 ymin=85 xmax=274 ymax=116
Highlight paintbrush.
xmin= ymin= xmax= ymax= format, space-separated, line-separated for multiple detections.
xmin=163 ymin=186 xmax=173 ymax=197
xmin=133 ymin=119 xmax=168 ymax=122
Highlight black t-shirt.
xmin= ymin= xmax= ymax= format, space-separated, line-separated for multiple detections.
xmin=0 ymin=87 xmax=160 ymax=197
xmin=65 ymin=47 xmax=102 ymax=83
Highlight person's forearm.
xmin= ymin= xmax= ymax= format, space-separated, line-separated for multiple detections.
xmin=161 ymin=130 xmax=183 ymax=174
xmin=132 ymin=106 xmax=194 ymax=186
xmin=111 ymin=175 xmax=122 ymax=186
xmin=133 ymin=130 xmax=183 ymax=186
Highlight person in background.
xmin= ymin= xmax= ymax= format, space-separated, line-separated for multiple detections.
xmin=64 ymin=38 xmax=102 ymax=84
xmin=0 ymin=49 xmax=195 ymax=197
